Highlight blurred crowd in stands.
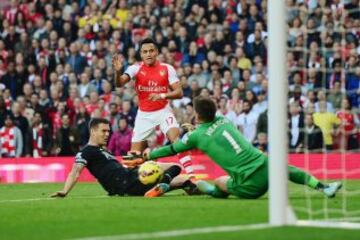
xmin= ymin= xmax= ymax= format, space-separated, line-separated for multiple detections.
xmin=0 ymin=0 xmax=359 ymax=158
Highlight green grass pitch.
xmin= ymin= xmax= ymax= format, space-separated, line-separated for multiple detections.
xmin=0 ymin=181 xmax=359 ymax=240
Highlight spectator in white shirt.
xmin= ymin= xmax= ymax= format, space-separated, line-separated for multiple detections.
xmin=77 ymin=72 xmax=97 ymax=98
xmin=236 ymin=100 xmax=258 ymax=143
xmin=216 ymin=96 xmax=237 ymax=124
xmin=247 ymin=22 xmax=268 ymax=44
xmin=288 ymin=101 xmax=304 ymax=152
xmin=314 ymin=89 xmax=334 ymax=113
xmin=188 ymin=63 xmax=209 ymax=88
xmin=252 ymin=90 xmax=268 ymax=115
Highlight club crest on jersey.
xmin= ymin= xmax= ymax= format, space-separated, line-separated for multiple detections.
xmin=159 ymin=70 xmax=166 ymax=77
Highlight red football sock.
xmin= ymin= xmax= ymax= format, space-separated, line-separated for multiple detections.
xmin=178 ymin=151 xmax=194 ymax=176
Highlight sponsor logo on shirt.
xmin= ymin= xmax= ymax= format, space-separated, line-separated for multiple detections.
xmin=138 ymin=80 xmax=167 ymax=92
xmin=149 ymin=81 xmax=157 ymax=87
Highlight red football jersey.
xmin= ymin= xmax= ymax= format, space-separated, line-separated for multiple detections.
xmin=337 ymin=111 xmax=356 ymax=132
xmin=125 ymin=61 xmax=179 ymax=112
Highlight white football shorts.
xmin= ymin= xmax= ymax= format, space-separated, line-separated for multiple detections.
xmin=132 ymin=105 xmax=179 ymax=142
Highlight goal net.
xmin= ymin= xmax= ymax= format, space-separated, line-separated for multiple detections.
xmin=268 ymin=0 xmax=360 ymax=228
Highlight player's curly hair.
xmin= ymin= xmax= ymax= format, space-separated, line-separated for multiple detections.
xmin=193 ymin=96 xmax=216 ymax=123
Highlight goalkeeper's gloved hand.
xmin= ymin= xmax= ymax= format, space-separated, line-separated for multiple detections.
xmin=122 ymin=151 xmax=144 ymax=168
xmin=181 ymin=123 xmax=195 ymax=133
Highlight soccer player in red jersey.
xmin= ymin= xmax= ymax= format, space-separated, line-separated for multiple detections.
xmin=336 ymin=98 xmax=359 ymax=150
xmin=112 ymin=38 xmax=194 ymax=176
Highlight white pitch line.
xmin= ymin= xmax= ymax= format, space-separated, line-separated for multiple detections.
xmin=296 ymin=220 xmax=360 ymax=229
xmin=73 ymin=223 xmax=272 ymax=240
xmin=0 ymin=195 xmax=108 ymax=203
xmin=0 ymin=198 xmax=56 ymax=203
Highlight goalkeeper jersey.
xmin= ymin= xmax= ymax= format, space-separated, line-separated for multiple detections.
xmin=149 ymin=116 xmax=266 ymax=180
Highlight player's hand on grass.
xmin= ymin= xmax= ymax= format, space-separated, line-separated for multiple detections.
xmin=148 ymin=93 xmax=161 ymax=101
xmin=181 ymin=123 xmax=195 ymax=132
xmin=112 ymin=54 xmax=123 ymax=72
xmin=50 ymin=191 xmax=67 ymax=198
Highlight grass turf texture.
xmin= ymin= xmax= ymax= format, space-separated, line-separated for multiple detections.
xmin=0 ymin=181 xmax=359 ymax=240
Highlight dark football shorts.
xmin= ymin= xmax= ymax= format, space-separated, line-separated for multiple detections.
xmin=111 ymin=167 xmax=156 ymax=196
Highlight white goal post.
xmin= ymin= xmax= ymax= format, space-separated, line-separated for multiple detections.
xmin=268 ymin=0 xmax=293 ymax=226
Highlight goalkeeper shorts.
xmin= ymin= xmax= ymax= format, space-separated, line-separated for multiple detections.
xmin=226 ymin=161 xmax=268 ymax=199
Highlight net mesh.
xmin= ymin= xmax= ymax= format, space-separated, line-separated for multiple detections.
xmin=286 ymin=2 xmax=360 ymax=223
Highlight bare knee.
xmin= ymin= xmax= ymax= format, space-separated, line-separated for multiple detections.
xmin=214 ymin=176 xmax=230 ymax=193
xmin=214 ymin=177 xmax=225 ymax=186
xmin=167 ymin=128 xmax=180 ymax=143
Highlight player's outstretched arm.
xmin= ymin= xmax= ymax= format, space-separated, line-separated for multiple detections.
xmin=112 ymin=54 xmax=130 ymax=87
xmin=144 ymin=134 xmax=196 ymax=160
xmin=50 ymin=163 xmax=85 ymax=198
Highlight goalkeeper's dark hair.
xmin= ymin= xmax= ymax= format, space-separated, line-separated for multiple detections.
xmin=88 ymin=118 xmax=110 ymax=130
xmin=140 ymin=37 xmax=158 ymax=50
xmin=193 ymin=96 xmax=217 ymax=123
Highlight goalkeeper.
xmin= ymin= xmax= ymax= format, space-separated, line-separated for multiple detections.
xmin=136 ymin=96 xmax=342 ymax=199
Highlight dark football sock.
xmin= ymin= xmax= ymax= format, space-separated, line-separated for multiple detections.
xmin=160 ymin=165 xmax=181 ymax=184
